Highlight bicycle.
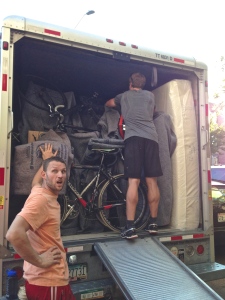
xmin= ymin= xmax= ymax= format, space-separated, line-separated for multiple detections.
xmin=59 ymin=138 xmax=149 ymax=233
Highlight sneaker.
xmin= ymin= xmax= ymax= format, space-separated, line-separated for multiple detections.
xmin=145 ymin=223 xmax=158 ymax=235
xmin=121 ymin=227 xmax=138 ymax=239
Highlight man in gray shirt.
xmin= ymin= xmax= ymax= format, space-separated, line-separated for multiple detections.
xmin=105 ymin=72 xmax=162 ymax=239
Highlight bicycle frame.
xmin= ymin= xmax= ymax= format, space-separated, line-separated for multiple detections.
xmin=67 ymin=169 xmax=101 ymax=209
xmin=61 ymin=151 xmax=126 ymax=225
xmin=68 ymin=155 xmax=126 ymax=211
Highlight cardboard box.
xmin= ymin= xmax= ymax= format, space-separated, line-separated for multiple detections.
xmin=28 ymin=131 xmax=46 ymax=143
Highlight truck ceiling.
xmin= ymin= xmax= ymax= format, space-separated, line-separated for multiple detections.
xmin=14 ymin=37 xmax=191 ymax=102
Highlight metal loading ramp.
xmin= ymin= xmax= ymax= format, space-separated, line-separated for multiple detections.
xmin=94 ymin=237 xmax=223 ymax=300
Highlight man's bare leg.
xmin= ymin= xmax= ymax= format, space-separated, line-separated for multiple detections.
xmin=121 ymin=178 xmax=140 ymax=239
xmin=126 ymin=178 xmax=140 ymax=220
xmin=145 ymin=177 xmax=160 ymax=234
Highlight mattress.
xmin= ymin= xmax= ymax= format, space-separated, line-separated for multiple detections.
xmin=153 ymin=80 xmax=200 ymax=230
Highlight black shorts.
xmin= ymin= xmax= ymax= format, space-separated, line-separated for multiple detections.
xmin=124 ymin=136 xmax=163 ymax=179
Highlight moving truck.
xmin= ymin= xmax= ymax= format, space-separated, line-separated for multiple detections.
xmin=1 ymin=15 xmax=225 ymax=299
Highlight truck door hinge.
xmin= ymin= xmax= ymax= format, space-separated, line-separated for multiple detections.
xmin=113 ymin=52 xmax=130 ymax=61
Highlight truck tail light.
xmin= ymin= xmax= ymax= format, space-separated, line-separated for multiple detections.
xmin=2 ymin=74 xmax=7 ymax=91
xmin=3 ymin=41 xmax=9 ymax=50
xmin=197 ymin=245 xmax=204 ymax=255
xmin=12 ymin=266 xmax=23 ymax=280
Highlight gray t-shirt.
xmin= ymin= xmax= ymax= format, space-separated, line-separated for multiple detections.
xmin=115 ymin=89 xmax=158 ymax=142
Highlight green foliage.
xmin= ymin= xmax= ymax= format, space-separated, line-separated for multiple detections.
xmin=210 ymin=126 xmax=225 ymax=154
xmin=210 ymin=102 xmax=225 ymax=155
xmin=209 ymin=56 xmax=225 ymax=155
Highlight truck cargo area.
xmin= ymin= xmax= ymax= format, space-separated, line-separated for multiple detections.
xmin=10 ymin=35 xmax=199 ymax=234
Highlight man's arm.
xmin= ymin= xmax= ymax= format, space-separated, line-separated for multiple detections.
xmin=32 ymin=143 xmax=58 ymax=187
xmin=6 ymin=215 xmax=62 ymax=268
xmin=105 ymin=98 xmax=116 ymax=107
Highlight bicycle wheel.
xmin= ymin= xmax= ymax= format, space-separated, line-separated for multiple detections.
xmin=98 ymin=174 xmax=149 ymax=232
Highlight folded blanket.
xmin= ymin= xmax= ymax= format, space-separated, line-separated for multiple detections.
xmin=97 ymin=106 xmax=121 ymax=138
xmin=12 ymin=130 xmax=74 ymax=195
xmin=153 ymin=111 xmax=177 ymax=226
xmin=68 ymin=131 xmax=100 ymax=164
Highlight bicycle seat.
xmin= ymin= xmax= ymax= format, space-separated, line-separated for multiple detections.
xmin=88 ymin=138 xmax=124 ymax=152
xmin=91 ymin=148 xmax=119 ymax=154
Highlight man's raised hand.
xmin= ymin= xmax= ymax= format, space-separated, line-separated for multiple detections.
xmin=40 ymin=143 xmax=58 ymax=160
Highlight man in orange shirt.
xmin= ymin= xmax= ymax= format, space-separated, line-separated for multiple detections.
xmin=6 ymin=144 xmax=75 ymax=300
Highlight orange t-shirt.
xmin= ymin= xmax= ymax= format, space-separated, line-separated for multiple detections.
xmin=18 ymin=185 xmax=69 ymax=286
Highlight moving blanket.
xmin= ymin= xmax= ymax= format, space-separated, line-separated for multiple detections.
xmin=153 ymin=111 xmax=177 ymax=226
xmin=153 ymin=80 xmax=200 ymax=230
xmin=68 ymin=106 xmax=122 ymax=165
xmin=68 ymin=131 xmax=100 ymax=165
xmin=12 ymin=130 xmax=74 ymax=195
xmin=18 ymin=81 xmax=82 ymax=144
xmin=97 ymin=106 xmax=121 ymax=139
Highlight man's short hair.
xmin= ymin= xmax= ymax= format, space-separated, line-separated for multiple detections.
xmin=129 ymin=73 xmax=146 ymax=89
xmin=43 ymin=157 xmax=66 ymax=171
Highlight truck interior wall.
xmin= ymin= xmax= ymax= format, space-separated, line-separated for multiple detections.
xmin=9 ymin=36 xmax=201 ymax=233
